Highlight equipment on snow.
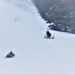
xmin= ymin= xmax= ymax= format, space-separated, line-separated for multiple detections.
xmin=44 ymin=31 xmax=55 ymax=39
xmin=5 ymin=51 xmax=15 ymax=58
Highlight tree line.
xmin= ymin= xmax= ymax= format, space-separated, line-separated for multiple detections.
xmin=32 ymin=0 xmax=75 ymax=33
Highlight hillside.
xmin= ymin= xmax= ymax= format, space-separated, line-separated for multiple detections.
xmin=0 ymin=0 xmax=75 ymax=74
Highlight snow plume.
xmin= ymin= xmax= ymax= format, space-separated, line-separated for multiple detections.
xmin=6 ymin=0 xmax=47 ymax=30
xmin=6 ymin=0 xmax=34 ymax=11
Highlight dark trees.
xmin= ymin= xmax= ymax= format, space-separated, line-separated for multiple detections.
xmin=33 ymin=0 xmax=75 ymax=33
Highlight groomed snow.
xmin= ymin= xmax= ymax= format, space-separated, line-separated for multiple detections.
xmin=0 ymin=0 xmax=75 ymax=74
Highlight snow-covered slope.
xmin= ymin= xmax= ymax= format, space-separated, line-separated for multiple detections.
xmin=0 ymin=0 xmax=75 ymax=74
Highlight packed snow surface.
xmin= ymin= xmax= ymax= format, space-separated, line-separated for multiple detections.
xmin=0 ymin=0 xmax=75 ymax=74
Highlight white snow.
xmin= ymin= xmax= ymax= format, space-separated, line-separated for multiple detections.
xmin=0 ymin=0 xmax=75 ymax=74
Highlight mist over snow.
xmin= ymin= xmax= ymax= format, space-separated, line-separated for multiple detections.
xmin=0 ymin=0 xmax=75 ymax=74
